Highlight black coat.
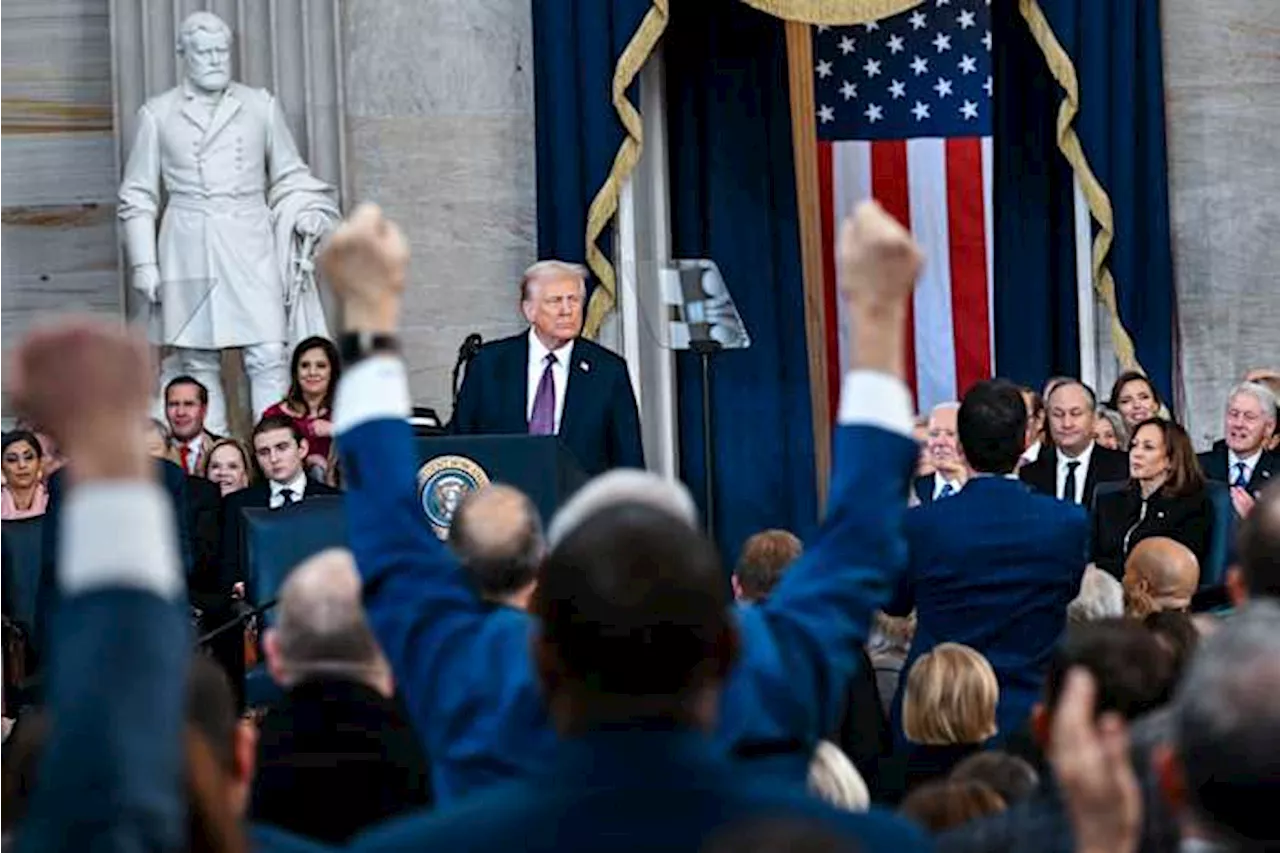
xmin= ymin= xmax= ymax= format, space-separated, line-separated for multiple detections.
xmin=1019 ymin=444 xmax=1130 ymax=507
xmin=250 ymin=677 xmax=432 ymax=843
xmin=1090 ymin=482 xmax=1212 ymax=578
xmin=1197 ymin=442 xmax=1276 ymax=497
xmin=218 ymin=479 xmax=341 ymax=591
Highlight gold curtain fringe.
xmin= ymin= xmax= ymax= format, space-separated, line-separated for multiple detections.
xmin=1017 ymin=0 xmax=1143 ymax=376
xmin=582 ymin=0 xmax=669 ymax=339
xmin=740 ymin=0 xmax=920 ymax=25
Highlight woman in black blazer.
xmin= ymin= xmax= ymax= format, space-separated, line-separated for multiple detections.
xmin=1091 ymin=418 xmax=1212 ymax=578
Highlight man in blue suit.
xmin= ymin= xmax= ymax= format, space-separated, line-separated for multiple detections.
xmin=322 ymin=201 xmax=924 ymax=806
xmin=887 ymin=379 xmax=1089 ymax=742
xmin=452 ymin=260 xmax=644 ymax=476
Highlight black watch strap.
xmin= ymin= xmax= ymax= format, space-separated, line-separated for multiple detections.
xmin=338 ymin=332 xmax=400 ymax=365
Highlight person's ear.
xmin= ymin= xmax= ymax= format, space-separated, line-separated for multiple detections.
xmin=298 ymin=437 xmax=309 ymax=459
xmin=730 ymin=575 xmax=745 ymax=602
xmin=521 ymin=296 xmax=538 ymax=325
xmin=1226 ymin=566 xmax=1248 ymax=608
xmin=263 ymin=629 xmax=286 ymax=686
xmin=1031 ymin=702 xmax=1051 ymax=750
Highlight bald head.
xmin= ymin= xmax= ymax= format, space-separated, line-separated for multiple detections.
xmin=449 ymin=484 xmax=544 ymax=601
xmin=1123 ymin=538 xmax=1200 ymax=617
xmin=547 ymin=469 xmax=697 ymax=548
xmin=267 ymin=549 xmax=387 ymax=690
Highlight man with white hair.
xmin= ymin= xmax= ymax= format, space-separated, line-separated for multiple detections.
xmin=322 ymin=200 xmax=924 ymax=804
xmin=118 ymin=11 xmax=338 ymax=434
xmin=452 ymin=260 xmax=644 ymax=476
xmin=912 ymin=402 xmax=965 ymax=503
xmin=1197 ymin=381 xmax=1277 ymax=516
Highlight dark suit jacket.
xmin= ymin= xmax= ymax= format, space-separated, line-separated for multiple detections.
xmin=219 ymin=478 xmax=341 ymax=591
xmin=452 ymin=332 xmax=644 ymax=476
xmin=35 ymin=460 xmax=191 ymax=658
xmin=339 ymin=411 xmax=918 ymax=803
xmin=912 ymin=475 xmax=935 ymax=504
xmin=251 ymin=677 xmax=432 ymax=844
xmin=878 ymin=741 xmax=985 ymax=806
xmin=1090 ymin=482 xmax=1213 ymax=579
xmin=1019 ymin=444 xmax=1129 ymax=507
xmin=353 ymin=730 xmax=929 ymax=853
xmin=887 ymin=477 xmax=1089 ymax=741
xmin=1197 ymin=442 xmax=1276 ymax=497
xmin=185 ymin=475 xmax=223 ymax=605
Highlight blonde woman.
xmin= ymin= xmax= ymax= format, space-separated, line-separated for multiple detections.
xmin=885 ymin=643 xmax=999 ymax=803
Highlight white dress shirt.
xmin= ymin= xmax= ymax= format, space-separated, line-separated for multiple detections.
xmin=1228 ymin=448 xmax=1262 ymax=486
xmin=1021 ymin=440 xmax=1042 ymax=466
xmin=525 ymin=328 xmax=574 ymax=433
xmin=932 ymin=471 xmax=963 ymax=499
xmin=1056 ymin=441 xmax=1095 ymax=504
xmin=269 ymin=470 xmax=309 ymax=509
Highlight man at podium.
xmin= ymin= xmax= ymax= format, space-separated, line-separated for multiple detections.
xmin=452 ymin=261 xmax=644 ymax=477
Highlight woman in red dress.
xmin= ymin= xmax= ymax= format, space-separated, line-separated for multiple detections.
xmin=261 ymin=336 xmax=341 ymax=480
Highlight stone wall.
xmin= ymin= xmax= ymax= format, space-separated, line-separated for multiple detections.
xmin=341 ymin=0 xmax=537 ymax=416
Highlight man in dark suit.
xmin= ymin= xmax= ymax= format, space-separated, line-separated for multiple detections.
xmin=252 ymin=549 xmax=431 ymax=844
xmin=452 ymin=260 xmax=644 ymax=476
xmin=323 ymin=201 xmax=922 ymax=805
xmin=1197 ymin=381 xmax=1277 ymax=516
xmin=911 ymin=402 xmax=965 ymax=504
xmin=219 ymin=413 xmax=340 ymax=595
xmin=887 ymin=380 xmax=1090 ymax=741
xmin=1019 ymin=380 xmax=1129 ymax=507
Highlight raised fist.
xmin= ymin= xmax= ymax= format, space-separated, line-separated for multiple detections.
xmin=837 ymin=201 xmax=923 ymax=309
xmin=319 ymin=203 xmax=409 ymax=305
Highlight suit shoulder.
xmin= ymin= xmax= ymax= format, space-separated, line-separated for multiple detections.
xmin=474 ymin=333 xmax=525 ymax=363
xmin=576 ymin=337 xmax=628 ymax=368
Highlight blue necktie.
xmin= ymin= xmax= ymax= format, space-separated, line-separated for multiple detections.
xmin=939 ymin=483 xmax=955 ymax=499
xmin=1233 ymin=462 xmax=1249 ymax=488
xmin=528 ymin=353 xmax=557 ymax=435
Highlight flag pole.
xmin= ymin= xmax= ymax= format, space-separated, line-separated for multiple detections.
xmin=784 ymin=20 xmax=832 ymax=511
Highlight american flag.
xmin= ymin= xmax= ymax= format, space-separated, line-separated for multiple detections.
xmin=814 ymin=0 xmax=993 ymax=413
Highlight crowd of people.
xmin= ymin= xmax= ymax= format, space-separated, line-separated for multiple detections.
xmin=1 ymin=201 xmax=1278 ymax=852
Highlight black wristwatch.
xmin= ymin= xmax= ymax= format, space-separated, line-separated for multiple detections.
xmin=338 ymin=332 xmax=400 ymax=365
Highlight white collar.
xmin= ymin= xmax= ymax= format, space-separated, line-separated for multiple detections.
xmin=528 ymin=327 xmax=574 ymax=368
xmin=1058 ymin=441 xmax=1095 ymax=468
xmin=269 ymin=470 xmax=308 ymax=499
xmin=1022 ymin=440 xmax=1042 ymax=462
xmin=933 ymin=471 xmax=963 ymax=492
xmin=1228 ymin=448 xmax=1263 ymax=471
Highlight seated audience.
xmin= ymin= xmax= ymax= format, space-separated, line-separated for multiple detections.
xmin=937 ymin=620 xmax=1176 ymax=853
xmin=1066 ymin=566 xmax=1124 ymax=624
xmin=261 ymin=336 xmax=341 ymax=480
xmin=1092 ymin=407 xmax=1126 ymax=451
xmin=949 ymin=751 xmax=1039 ymax=808
xmin=887 ymin=379 xmax=1088 ymax=742
xmin=1141 ymin=611 xmax=1200 ymax=685
xmin=869 ymin=611 xmax=915 ymax=717
xmin=1227 ymin=481 xmax=1280 ymax=605
xmin=201 ymin=438 xmax=254 ymax=497
xmin=731 ymin=528 xmax=801 ymax=603
xmin=1018 ymin=386 xmax=1047 ymax=469
xmin=912 ymin=402 xmax=965 ymax=503
xmin=326 ymin=202 xmax=925 ymax=804
xmin=164 ymin=375 xmax=223 ymax=475
xmin=1091 ymin=418 xmax=1212 ymax=578
xmin=252 ymin=548 xmax=432 ymax=843
xmin=1 ymin=432 xmax=47 ymax=521
xmin=448 ymin=484 xmax=544 ymax=610
xmin=1106 ymin=371 xmax=1162 ymax=433
xmin=1019 ymin=380 xmax=1129 ymax=507
xmin=899 ymin=780 xmax=1006 ymax=834
xmin=1121 ymin=537 xmax=1199 ymax=618
xmin=882 ymin=643 xmax=999 ymax=803
xmin=808 ymin=741 xmax=871 ymax=813
xmin=1197 ymin=381 xmax=1276 ymax=517
xmin=12 ymin=421 xmax=64 ymax=479
xmin=1154 ymin=602 xmax=1280 ymax=850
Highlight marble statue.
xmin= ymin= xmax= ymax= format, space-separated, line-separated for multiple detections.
xmin=119 ymin=11 xmax=339 ymax=435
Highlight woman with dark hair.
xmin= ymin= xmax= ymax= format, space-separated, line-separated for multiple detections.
xmin=1106 ymin=371 xmax=1161 ymax=432
xmin=261 ymin=336 xmax=341 ymax=479
xmin=1 ymin=431 xmax=47 ymax=520
xmin=1091 ymin=418 xmax=1212 ymax=578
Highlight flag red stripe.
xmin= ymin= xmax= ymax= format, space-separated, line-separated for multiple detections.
xmin=944 ymin=137 xmax=992 ymax=397
xmin=817 ymin=141 xmax=841 ymax=415
xmin=870 ymin=140 xmax=917 ymax=397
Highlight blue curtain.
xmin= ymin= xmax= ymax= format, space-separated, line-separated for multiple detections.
xmin=531 ymin=0 xmax=651 ymax=295
xmin=666 ymin=0 xmax=818 ymax=565
xmin=993 ymin=0 xmax=1175 ymax=400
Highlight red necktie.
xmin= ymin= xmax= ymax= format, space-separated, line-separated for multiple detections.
xmin=180 ymin=445 xmax=191 ymax=473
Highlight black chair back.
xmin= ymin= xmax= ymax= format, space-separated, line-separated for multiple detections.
xmin=240 ymin=497 xmax=348 ymax=626
xmin=2 ymin=517 xmax=46 ymax=631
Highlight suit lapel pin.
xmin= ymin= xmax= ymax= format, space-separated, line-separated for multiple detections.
xmin=1156 ymin=511 xmax=1165 ymax=520
xmin=579 ymin=360 xmax=590 ymax=372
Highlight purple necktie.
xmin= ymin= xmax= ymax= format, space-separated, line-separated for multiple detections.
xmin=528 ymin=353 xmax=557 ymax=435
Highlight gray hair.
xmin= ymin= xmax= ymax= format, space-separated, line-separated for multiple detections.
xmin=1095 ymin=407 xmax=1129 ymax=447
xmin=547 ymin=469 xmax=698 ymax=549
xmin=272 ymin=548 xmax=385 ymax=687
xmin=931 ymin=401 xmax=961 ymax=416
xmin=808 ymin=741 xmax=869 ymax=812
xmin=520 ymin=260 xmax=589 ymax=303
xmin=1227 ymin=381 xmax=1278 ymax=423
xmin=177 ymin=11 xmax=232 ymax=54
xmin=1173 ymin=600 xmax=1280 ymax=846
xmin=1068 ymin=566 xmax=1125 ymax=624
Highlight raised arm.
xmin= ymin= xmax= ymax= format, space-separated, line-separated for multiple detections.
xmin=12 ymin=322 xmax=191 ymax=853
xmin=323 ymin=205 xmax=494 ymax=741
xmin=726 ymin=202 xmax=923 ymax=745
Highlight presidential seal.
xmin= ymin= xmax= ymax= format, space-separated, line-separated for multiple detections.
xmin=416 ymin=455 xmax=491 ymax=540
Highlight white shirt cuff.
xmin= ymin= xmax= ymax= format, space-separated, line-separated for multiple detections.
xmin=58 ymin=482 xmax=182 ymax=600
xmin=837 ymin=370 xmax=914 ymax=437
xmin=334 ymin=355 xmax=412 ymax=434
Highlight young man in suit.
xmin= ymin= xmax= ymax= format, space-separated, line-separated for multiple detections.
xmin=887 ymin=380 xmax=1090 ymax=742
xmin=1197 ymin=381 xmax=1277 ymax=516
xmin=451 ymin=260 xmax=644 ymax=477
xmin=322 ymin=201 xmax=923 ymax=805
xmin=1020 ymin=380 xmax=1129 ymax=507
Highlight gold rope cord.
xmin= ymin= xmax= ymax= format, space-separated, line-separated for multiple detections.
xmin=740 ymin=0 xmax=920 ymax=25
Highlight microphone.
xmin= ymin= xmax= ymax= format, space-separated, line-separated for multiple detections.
xmin=451 ymin=333 xmax=483 ymax=407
